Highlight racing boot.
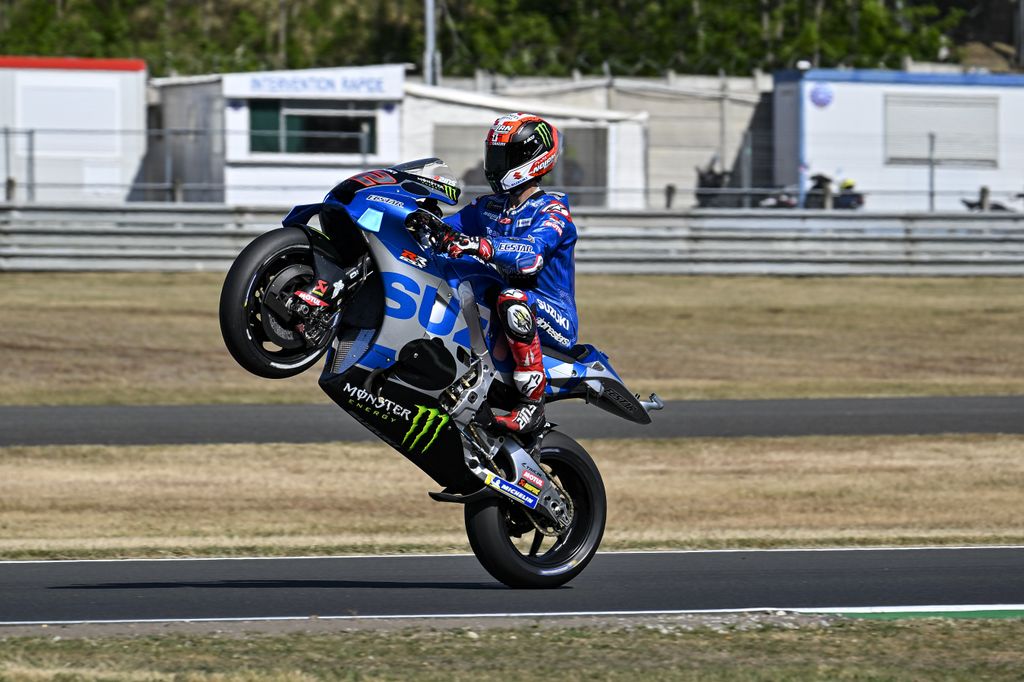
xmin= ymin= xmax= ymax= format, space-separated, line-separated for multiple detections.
xmin=492 ymin=289 xmax=547 ymax=434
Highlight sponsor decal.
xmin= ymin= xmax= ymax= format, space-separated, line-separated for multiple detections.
xmin=402 ymin=405 xmax=450 ymax=453
xmin=496 ymin=242 xmax=534 ymax=254
xmin=603 ymin=387 xmax=638 ymax=414
xmin=368 ymin=194 xmax=406 ymax=208
xmin=538 ymin=217 xmax=563 ymax=236
xmin=498 ymin=216 xmax=512 ymax=225
xmin=482 ymin=211 xmax=500 ymax=220
xmin=519 ymin=480 xmax=541 ymax=495
xmin=295 ymin=290 xmax=329 ymax=308
xmin=542 ymin=202 xmax=571 ymax=219
xmin=515 ymin=218 xmax=532 ymax=228
xmin=511 ymin=403 xmax=539 ymax=430
xmin=342 ymin=382 xmax=413 ymax=423
xmin=485 ymin=199 xmax=504 ymax=213
xmin=312 ymin=279 xmax=329 ymax=297
xmin=529 ymin=152 xmax=556 ymax=175
xmin=399 ymin=249 xmax=428 ymax=269
xmin=415 ymin=176 xmax=459 ymax=201
xmin=381 ymin=272 xmax=489 ymax=348
xmin=535 ymin=122 xmax=553 ymax=147
xmin=520 ymin=469 xmax=544 ymax=488
xmin=536 ymin=299 xmax=571 ymax=331
xmin=513 ymin=369 xmax=543 ymax=397
xmin=484 ymin=472 xmax=539 ymax=509
xmin=537 ymin=317 xmax=571 ymax=348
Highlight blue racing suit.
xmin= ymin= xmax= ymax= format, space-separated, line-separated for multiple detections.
xmin=444 ymin=191 xmax=578 ymax=350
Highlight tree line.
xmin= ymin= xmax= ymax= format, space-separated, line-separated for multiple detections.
xmin=0 ymin=0 xmax=987 ymax=78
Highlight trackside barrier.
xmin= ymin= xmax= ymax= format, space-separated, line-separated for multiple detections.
xmin=2 ymin=203 xmax=1024 ymax=275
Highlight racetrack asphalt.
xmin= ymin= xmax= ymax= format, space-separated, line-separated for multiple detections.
xmin=1 ymin=395 xmax=1022 ymax=446
xmin=1 ymin=548 xmax=1022 ymax=625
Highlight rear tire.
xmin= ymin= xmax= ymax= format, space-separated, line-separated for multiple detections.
xmin=464 ymin=431 xmax=606 ymax=588
xmin=219 ymin=227 xmax=333 ymax=379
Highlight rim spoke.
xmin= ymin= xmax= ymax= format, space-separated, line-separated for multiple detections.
xmin=528 ymin=530 xmax=544 ymax=557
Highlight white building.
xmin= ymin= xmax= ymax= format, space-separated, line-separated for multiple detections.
xmin=774 ymin=68 xmax=1024 ymax=211
xmin=150 ymin=64 xmax=648 ymax=208
xmin=0 ymin=55 xmax=147 ymax=203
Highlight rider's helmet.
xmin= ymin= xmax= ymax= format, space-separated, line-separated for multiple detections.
xmin=484 ymin=113 xmax=562 ymax=194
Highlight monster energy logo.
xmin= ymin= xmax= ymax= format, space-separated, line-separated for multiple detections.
xmin=418 ymin=177 xmax=459 ymax=201
xmin=535 ymin=122 xmax=553 ymax=147
xmin=402 ymin=406 xmax=450 ymax=453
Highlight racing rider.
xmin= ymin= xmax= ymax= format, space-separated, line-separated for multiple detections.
xmin=430 ymin=113 xmax=578 ymax=435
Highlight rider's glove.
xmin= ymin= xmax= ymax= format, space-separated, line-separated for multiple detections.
xmin=444 ymin=233 xmax=493 ymax=262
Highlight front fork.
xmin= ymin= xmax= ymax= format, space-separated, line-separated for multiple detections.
xmin=262 ymin=252 xmax=372 ymax=346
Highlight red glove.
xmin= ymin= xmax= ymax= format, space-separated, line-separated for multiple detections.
xmin=445 ymin=233 xmax=493 ymax=261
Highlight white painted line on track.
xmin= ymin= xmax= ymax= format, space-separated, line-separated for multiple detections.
xmin=3 ymin=545 xmax=1024 ymax=565
xmin=794 ymin=604 xmax=1024 ymax=614
xmin=3 ymin=605 xmax=1024 ymax=627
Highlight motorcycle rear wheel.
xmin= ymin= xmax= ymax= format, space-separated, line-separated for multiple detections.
xmin=219 ymin=227 xmax=333 ymax=379
xmin=464 ymin=431 xmax=606 ymax=589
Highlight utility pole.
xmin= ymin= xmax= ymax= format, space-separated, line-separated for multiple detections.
xmin=277 ymin=0 xmax=288 ymax=70
xmin=424 ymin=0 xmax=437 ymax=85
xmin=1018 ymin=0 xmax=1024 ymax=67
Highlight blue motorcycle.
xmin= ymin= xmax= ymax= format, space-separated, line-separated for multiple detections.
xmin=219 ymin=159 xmax=663 ymax=588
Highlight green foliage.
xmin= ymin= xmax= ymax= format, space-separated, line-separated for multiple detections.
xmin=0 ymin=0 xmax=969 ymax=77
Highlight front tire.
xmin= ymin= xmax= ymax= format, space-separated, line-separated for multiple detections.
xmin=464 ymin=431 xmax=606 ymax=588
xmin=219 ymin=227 xmax=333 ymax=379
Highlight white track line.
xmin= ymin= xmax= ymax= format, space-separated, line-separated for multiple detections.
xmin=3 ymin=545 xmax=1024 ymax=565
xmin=3 ymin=605 xmax=1024 ymax=627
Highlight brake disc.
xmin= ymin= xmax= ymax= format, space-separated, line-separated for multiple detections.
xmin=260 ymin=263 xmax=313 ymax=349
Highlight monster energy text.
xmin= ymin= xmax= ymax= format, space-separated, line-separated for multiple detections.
xmin=403 ymin=406 xmax=450 ymax=453
xmin=342 ymin=382 xmax=413 ymax=424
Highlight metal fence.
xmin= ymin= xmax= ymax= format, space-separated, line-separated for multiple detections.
xmin=3 ymin=203 xmax=1024 ymax=275
xmin=3 ymin=126 xmax=1024 ymax=212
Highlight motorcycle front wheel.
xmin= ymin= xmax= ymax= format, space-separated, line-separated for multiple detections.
xmin=219 ymin=227 xmax=334 ymax=379
xmin=464 ymin=431 xmax=607 ymax=589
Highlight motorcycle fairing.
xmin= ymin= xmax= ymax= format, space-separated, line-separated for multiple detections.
xmin=542 ymin=344 xmax=652 ymax=425
xmin=320 ymin=365 xmax=473 ymax=489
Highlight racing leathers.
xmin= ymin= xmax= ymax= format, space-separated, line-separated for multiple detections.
xmin=443 ymin=190 xmax=578 ymax=433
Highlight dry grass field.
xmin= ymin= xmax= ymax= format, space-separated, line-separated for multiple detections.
xmin=2 ymin=619 xmax=1024 ymax=681
xmin=0 ymin=273 xmax=1022 ymax=405
xmin=1 ymin=434 xmax=1021 ymax=559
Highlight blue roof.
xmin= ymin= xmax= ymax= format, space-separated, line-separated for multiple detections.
xmin=774 ymin=68 xmax=1024 ymax=87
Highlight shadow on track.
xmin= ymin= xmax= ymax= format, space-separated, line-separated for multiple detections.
xmin=49 ymin=579 xmax=511 ymax=591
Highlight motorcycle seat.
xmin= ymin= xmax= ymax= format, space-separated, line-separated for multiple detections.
xmin=542 ymin=343 xmax=592 ymax=364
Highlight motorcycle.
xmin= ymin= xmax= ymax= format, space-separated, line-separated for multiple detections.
xmin=219 ymin=158 xmax=663 ymax=588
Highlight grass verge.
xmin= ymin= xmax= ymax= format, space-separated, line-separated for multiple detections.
xmin=2 ymin=435 xmax=1021 ymax=560
xmin=0 ymin=273 xmax=1022 ymax=405
xmin=1 ymin=619 xmax=1023 ymax=680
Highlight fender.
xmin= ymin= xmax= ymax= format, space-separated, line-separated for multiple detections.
xmin=282 ymin=203 xmax=353 ymax=286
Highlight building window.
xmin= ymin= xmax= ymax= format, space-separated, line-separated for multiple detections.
xmin=249 ymin=99 xmax=378 ymax=154
xmin=884 ymin=94 xmax=998 ymax=167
